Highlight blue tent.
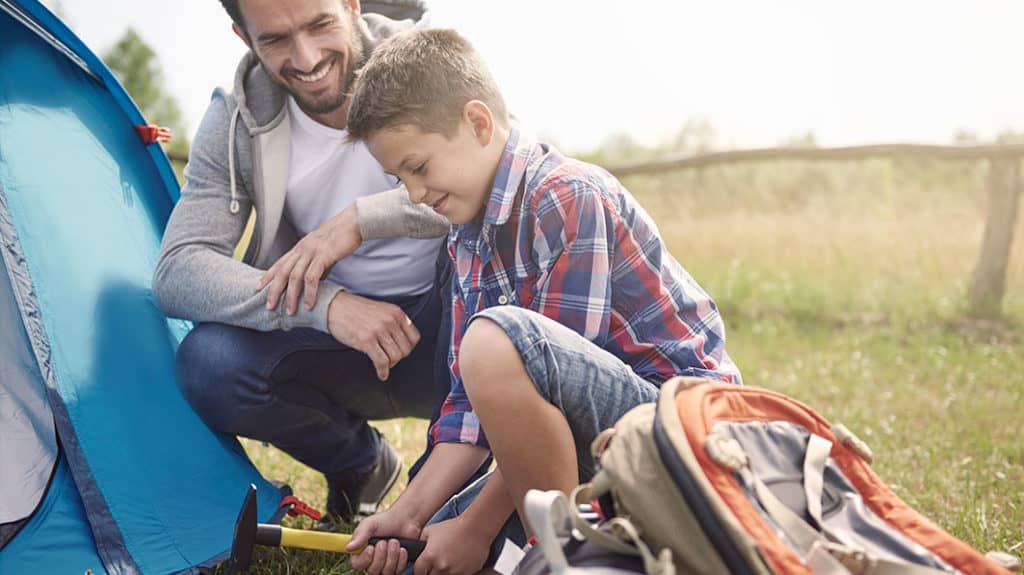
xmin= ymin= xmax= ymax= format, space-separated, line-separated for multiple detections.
xmin=0 ymin=1 xmax=285 ymax=572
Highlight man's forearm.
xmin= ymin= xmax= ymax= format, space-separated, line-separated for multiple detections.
xmin=154 ymin=229 xmax=343 ymax=332
xmin=356 ymin=186 xmax=449 ymax=241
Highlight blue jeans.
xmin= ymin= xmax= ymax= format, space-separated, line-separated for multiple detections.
xmin=423 ymin=472 xmax=527 ymax=569
xmin=175 ymin=286 xmax=444 ymax=476
xmin=425 ymin=306 xmax=661 ymax=564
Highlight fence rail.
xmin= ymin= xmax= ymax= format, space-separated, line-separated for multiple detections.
xmin=166 ymin=143 xmax=1024 ymax=317
xmin=605 ymin=143 xmax=1024 ymax=176
xmin=605 ymin=143 xmax=1024 ymax=318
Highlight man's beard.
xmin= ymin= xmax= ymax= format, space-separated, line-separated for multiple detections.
xmin=273 ymin=17 xmax=365 ymax=117
xmin=288 ymin=50 xmax=361 ymax=116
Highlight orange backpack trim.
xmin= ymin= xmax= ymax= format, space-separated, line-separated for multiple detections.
xmin=675 ymin=384 xmax=1009 ymax=575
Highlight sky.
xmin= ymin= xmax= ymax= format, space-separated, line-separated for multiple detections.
xmin=45 ymin=0 xmax=1024 ymax=153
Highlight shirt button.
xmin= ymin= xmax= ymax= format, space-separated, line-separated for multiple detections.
xmin=497 ymin=294 xmax=509 ymax=305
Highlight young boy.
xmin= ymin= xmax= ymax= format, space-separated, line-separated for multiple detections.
xmin=344 ymin=29 xmax=742 ymax=575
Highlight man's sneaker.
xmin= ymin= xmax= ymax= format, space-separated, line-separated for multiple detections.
xmin=322 ymin=433 xmax=402 ymax=525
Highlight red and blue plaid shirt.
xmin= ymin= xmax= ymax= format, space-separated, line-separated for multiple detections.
xmin=430 ymin=127 xmax=741 ymax=448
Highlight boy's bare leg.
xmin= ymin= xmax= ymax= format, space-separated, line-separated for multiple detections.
xmin=460 ymin=317 xmax=578 ymax=527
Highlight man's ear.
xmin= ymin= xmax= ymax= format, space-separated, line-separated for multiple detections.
xmin=232 ymin=23 xmax=251 ymax=48
xmin=464 ymin=100 xmax=494 ymax=146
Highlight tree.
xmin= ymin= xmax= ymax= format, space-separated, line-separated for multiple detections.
xmin=102 ymin=28 xmax=189 ymax=157
xmin=668 ymin=118 xmax=718 ymax=155
xmin=780 ymin=130 xmax=818 ymax=149
xmin=577 ymin=131 xmax=646 ymax=166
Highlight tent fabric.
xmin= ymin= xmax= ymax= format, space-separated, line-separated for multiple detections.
xmin=0 ymin=1 xmax=286 ymax=573
xmin=2 ymin=454 xmax=106 ymax=573
xmin=0 ymin=251 xmax=56 ymax=527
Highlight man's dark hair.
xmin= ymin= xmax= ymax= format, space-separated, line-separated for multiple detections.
xmin=219 ymin=0 xmax=246 ymax=33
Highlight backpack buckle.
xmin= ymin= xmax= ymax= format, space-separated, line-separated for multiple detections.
xmin=832 ymin=423 xmax=874 ymax=463
xmin=590 ymin=428 xmax=617 ymax=458
xmin=823 ymin=542 xmax=876 ymax=574
xmin=705 ymin=433 xmax=748 ymax=470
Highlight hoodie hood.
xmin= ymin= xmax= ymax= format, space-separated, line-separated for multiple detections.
xmin=229 ymin=0 xmax=430 ymax=135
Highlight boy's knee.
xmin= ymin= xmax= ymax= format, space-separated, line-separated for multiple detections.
xmin=461 ymin=318 xmax=520 ymax=395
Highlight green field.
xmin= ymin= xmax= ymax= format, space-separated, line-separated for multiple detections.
xmin=231 ymin=157 xmax=1023 ymax=573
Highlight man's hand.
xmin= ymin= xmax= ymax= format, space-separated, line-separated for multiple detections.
xmin=413 ymin=515 xmax=492 ymax=575
xmin=327 ymin=291 xmax=420 ymax=380
xmin=256 ymin=204 xmax=362 ymax=315
xmin=348 ymin=508 xmax=422 ymax=575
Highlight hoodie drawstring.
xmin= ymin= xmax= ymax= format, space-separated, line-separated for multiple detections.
xmin=228 ymin=106 xmax=241 ymax=214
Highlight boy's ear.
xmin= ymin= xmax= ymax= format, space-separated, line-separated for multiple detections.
xmin=232 ymin=23 xmax=251 ymax=48
xmin=463 ymin=100 xmax=494 ymax=146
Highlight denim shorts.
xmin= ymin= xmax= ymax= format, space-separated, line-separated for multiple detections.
xmin=471 ymin=305 xmax=660 ymax=481
xmin=421 ymin=306 xmax=661 ymax=568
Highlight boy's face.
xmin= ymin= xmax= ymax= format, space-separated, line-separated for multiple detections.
xmin=367 ymin=120 xmax=497 ymax=225
xmin=237 ymin=0 xmax=362 ymax=122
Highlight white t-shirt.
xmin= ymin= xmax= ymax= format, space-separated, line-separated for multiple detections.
xmin=285 ymin=97 xmax=440 ymax=297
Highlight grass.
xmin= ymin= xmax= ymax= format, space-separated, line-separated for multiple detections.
xmin=224 ymin=157 xmax=1023 ymax=573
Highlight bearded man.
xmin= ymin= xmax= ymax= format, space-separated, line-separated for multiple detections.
xmin=153 ymin=0 xmax=451 ymax=525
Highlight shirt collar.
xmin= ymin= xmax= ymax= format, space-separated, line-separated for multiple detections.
xmin=451 ymin=125 xmax=535 ymax=243
xmin=483 ymin=125 xmax=533 ymax=227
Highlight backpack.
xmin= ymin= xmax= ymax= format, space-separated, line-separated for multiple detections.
xmin=515 ymin=494 xmax=645 ymax=575
xmin=520 ymin=377 xmax=1016 ymax=575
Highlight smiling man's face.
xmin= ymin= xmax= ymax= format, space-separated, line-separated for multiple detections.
xmin=237 ymin=0 xmax=363 ymax=127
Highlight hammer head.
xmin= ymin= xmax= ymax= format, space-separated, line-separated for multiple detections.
xmin=230 ymin=484 xmax=258 ymax=573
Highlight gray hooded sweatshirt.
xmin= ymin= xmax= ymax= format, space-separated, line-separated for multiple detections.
xmin=153 ymin=1 xmax=448 ymax=334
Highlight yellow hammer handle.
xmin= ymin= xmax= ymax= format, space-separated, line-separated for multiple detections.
xmin=279 ymin=527 xmax=357 ymax=553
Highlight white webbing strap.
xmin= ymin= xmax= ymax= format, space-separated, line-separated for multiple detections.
xmin=745 ymin=434 xmax=954 ymax=575
xmin=803 ymin=433 xmax=833 ymax=526
xmin=604 ymin=516 xmax=676 ymax=575
xmin=746 ymin=467 xmax=825 ymax=553
xmin=568 ymin=484 xmax=643 ymax=556
xmin=568 ymin=485 xmax=676 ymax=575
xmin=523 ymin=489 xmax=573 ymax=573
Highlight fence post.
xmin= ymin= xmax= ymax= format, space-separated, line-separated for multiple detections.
xmin=969 ymin=156 xmax=1022 ymax=317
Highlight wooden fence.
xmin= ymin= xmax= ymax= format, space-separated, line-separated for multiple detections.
xmin=167 ymin=144 xmax=1024 ymax=317
xmin=606 ymin=143 xmax=1024 ymax=318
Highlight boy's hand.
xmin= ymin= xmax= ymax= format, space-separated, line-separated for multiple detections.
xmin=414 ymin=515 xmax=492 ymax=575
xmin=349 ymin=443 xmax=493 ymax=574
xmin=256 ymin=204 xmax=362 ymax=315
xmin=348 ymin=508 xmax=422 ymax=574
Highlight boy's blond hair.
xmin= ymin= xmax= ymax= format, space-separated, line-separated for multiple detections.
xmin=347 ymin=28 xmax=509 ymax=140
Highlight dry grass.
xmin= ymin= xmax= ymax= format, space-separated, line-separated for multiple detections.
xmin=228 ymin=157 xmax=1023 ymax=573
xmin=631 ymin=158 xmax=1024 ymax=560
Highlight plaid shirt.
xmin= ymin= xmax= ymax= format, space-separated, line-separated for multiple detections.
xmin=430 ymin=127 xmax=742 ymax=448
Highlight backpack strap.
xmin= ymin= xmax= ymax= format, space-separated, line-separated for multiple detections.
xmin=569 ymin=485 xmax=676 ymax=575
xmin=569 ymin=484 xmax=644 ymax=556
xmin=743 ymin=434 xmax=956 ymax=575
xmin=803 ymin=433 xmax=832 ymax=526
xmin=522 ymin=490 xmax=572 ymax=573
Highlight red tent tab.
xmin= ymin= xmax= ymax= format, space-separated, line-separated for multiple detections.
xmin=278 ymin=496 xmax=322 ymax=522
xmin=134 ymin=124 xmax=171 ymax=144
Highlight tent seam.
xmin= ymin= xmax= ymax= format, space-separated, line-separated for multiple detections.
xmin=0 ymin=168 xmax=140 ymax=575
